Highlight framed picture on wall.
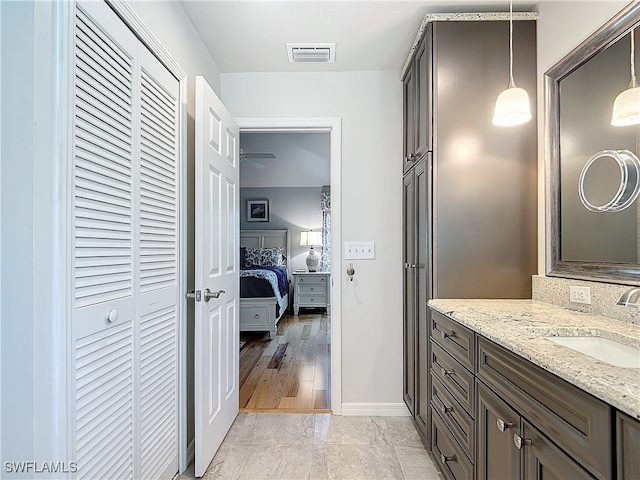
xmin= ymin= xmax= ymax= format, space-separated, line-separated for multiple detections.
xmin=247 ymin=199 xmax=270 ymax=222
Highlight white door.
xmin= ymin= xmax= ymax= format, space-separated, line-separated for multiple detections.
xmin=194 ymin=76 xmax=240 ymax=476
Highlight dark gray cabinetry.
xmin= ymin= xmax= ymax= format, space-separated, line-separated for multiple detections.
xmin=476 ymin=381 xmax=520 ymax=480
xmin=429 ymin=315 xmax=476 ymax=479
xmin=432 ymin=405 xmax=475 ymax=480
xmin=403 ymin=25 xmax=432 ymax=174
xmin=477 ymin=380 xmax=595 ymax=480
xmin=477 ymin=336 xmax=611 ymax=479
xmin=403 ymin=156 xmax=430 ymax=443
xmin=429 ymin=307 xmax=636 ymax=480
xmin=522 ymin=420 xmax=595 ymax=480
xmin=617 ymin=411 xmax=640 ymax=480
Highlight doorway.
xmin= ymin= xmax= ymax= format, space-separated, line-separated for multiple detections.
xmin=236 ymin=117 xmax=342 ymax=415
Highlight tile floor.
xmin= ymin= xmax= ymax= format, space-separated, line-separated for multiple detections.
xmin=179 ymin=413 xmax=443 ymax=480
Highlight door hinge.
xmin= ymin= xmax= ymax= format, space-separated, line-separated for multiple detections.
xmin=186 ymin=290 xmax=202 ymax=302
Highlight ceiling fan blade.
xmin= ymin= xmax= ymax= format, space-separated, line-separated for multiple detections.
xmin=240 ymin=152 xmax=276 ymax=159
xmin=240 ymin=157 xmax=267 ymax=169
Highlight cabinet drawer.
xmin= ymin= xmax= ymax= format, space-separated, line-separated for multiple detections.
xmin=298 ymin=284 xmax=326 ymax=295
xmin=297 ymin=294 xmax=326 ymax=305
xmin=477 ymin=336 xmax=611 ymax=479
xmin=431 ymin=309 xmax=475 ymax=371
xmin=431 ymin=373 xmax=474 ymax=460
xmin=431 ymin=341 xmax=474 ymax=417
xmin=432 ymin=407 xmax=474 ymax=480
xmin=297 ymin=276 xmax=327 ymax=285
xmin=239 ymin=305 xmax=271 ymax=330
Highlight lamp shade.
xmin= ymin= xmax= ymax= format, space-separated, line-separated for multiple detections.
xmin=611 ymin=85 xmax=640 ymax=126
xmin=493 ymin=86 xmax=532 ymax=126
xmin=300 ymin=231 xmax=322 ymax=247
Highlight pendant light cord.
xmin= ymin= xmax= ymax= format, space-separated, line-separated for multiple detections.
xmin=631 ymin=28 xmax=638 ymax=88
xmin=509 ymin=0 xmax=515 ymax=88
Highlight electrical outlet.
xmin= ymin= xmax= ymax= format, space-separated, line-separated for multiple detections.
xmin=569 ymin=286 xmax=591 ymax=304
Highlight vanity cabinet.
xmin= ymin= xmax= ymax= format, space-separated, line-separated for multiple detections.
xmin=477 ymin=380 xmax=596 ymax=480
xmin=477 ymin=336 xmax=611 ymax=480
xmin=427 ymin=307 xmax=638 ymax=480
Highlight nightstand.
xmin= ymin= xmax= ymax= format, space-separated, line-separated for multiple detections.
xmin=292 ymin=271 xmax=331 ymax=315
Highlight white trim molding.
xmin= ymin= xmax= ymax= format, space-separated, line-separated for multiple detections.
xmin=341 ymin=403 xmax=412 ymax=417
xmin=235 ymin=117 xmax=343 ymax=415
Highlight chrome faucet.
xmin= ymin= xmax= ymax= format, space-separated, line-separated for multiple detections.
xmin=617 ymin=287 xmax=640 ymax=308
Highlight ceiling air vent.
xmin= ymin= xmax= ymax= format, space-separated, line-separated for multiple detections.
xmin=286 ymin=43 xmax=336 ymax=64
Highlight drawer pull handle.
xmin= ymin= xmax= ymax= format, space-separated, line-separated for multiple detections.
xmin=310 ymin=288 xmax=314 ymax=291
xmin=440 ymin=405 xmax=453 ymax=416
xmin=310 ymin=298 xmax=314 ymax=302
xmin=441 ymin=454 xmax=456 ymax=464
xmin=441 ymin=330 xmax=455 ymax=340
xmin=321 ymin=278 xmax=325 ymax=282
xmin=513 ymin=433 xmax=532 ymax=450
xmin=300 ymin=279 xmax=304 ymax=283
xmin=441 ymin=367 xmax=454 ymax=377
xmin=254 ymin=314 xmax=260 ymax=319
xmin=497 ymin=418 xmax=514 ymax=432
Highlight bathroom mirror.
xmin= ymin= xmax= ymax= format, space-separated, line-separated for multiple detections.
xmin=545 ymin=1 xmax=640 ymax=285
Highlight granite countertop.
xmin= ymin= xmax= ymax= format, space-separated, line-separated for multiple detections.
xmin=428 ymin=298 xmax=640 ymax=420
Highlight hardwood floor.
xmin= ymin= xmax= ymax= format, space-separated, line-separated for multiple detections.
xmin=239 ymin=310 xmax=331 ymax=413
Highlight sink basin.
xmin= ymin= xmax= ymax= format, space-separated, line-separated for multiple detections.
xmin=544 ymin=336 xmax=640 ymax=369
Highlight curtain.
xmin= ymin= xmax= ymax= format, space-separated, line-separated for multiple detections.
xmin=320 ymin=190 xmax=331 ymax=271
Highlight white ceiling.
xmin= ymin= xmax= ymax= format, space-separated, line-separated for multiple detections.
xmin=239 ymin=132 xmax=331 ymax=187
xmin=179 ymin=0 xmax=538 ymax=73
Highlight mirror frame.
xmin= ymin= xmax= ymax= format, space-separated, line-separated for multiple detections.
xmin=545 ymin=1 xmax=640 ymax=286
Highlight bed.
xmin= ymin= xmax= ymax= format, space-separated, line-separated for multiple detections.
xmin=239 ymin=229 xmax=291 ymax=339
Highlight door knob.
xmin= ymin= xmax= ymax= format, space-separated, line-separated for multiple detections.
xmin=204 ymin=288 xmax=225 ymax=302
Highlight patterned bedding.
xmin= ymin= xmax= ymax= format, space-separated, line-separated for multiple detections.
xmin=239 ymin=266 xmax=289 ymax=301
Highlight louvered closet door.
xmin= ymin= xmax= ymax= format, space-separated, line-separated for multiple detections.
xmin=71 ymin=2 xmax=179 ymax=479
xmin=136 ymin=43 xmax=179 ymax=480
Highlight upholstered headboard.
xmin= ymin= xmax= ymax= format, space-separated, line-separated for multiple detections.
xmin=240 ymin=229 xmax=291 ymax=266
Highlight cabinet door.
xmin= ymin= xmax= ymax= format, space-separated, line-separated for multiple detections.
xmin=521 ymin=420 xmax=595 ymax=480
xmin=617 ymin=411 xmax=640 ymax=480
xmin=414 ymin=158 xmax=430 ymax=441
xmin=477 ymin=381 xmax=520 ymax=480
xmin=414 ymin=25 xmax=432 ymax=159
xmin=402 ymin=170 xmax=416 ymax=414
xmin=403 ymin=65 xmax=416 ymax=174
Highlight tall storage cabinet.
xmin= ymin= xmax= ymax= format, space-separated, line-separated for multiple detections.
xmin=402 ymin=23 xmax=432 ymax=441
xmin=401 ymin=14 xmax=538 ymax=456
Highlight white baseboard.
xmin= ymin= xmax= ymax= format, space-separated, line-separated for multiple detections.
xmin=340 ymin=403 xmax=411 ymax=416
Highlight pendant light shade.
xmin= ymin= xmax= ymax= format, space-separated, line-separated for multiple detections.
xmin=611 ymin=28 xmax=640 ymax=127
xmin=493 ymin=0 xmax=531 ymax=127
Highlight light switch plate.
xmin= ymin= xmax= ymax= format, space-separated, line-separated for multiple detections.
xmin=344 ymin=242 xmax=375 ymax=260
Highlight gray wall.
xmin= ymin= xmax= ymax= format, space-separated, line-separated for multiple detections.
xmin=240 ymin=187 xmax=325 ymax=272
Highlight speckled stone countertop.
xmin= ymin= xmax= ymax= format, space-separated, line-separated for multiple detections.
xmin=428 ymin=299 xmax=640 ymax=419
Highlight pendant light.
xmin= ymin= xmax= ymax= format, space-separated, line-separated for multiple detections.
xmin=493 ymin=0 xmax=531 ymax=126
xmin=611 ymin=28 xmax=640 ymax=127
